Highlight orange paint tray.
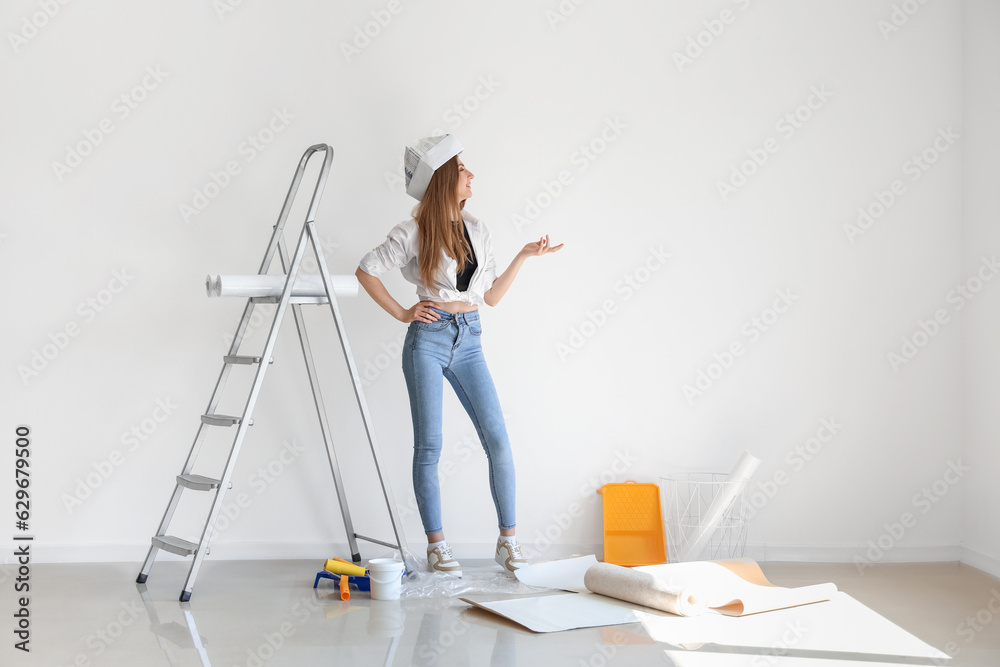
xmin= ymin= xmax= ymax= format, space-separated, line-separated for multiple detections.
xmin=598 ymin=480 xmax=666 ymax=566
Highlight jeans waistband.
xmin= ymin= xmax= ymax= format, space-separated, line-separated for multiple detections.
xmin=428 ymin=307 xmax=479 ymax=323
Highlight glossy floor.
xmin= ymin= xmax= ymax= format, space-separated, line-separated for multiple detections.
xmin=13 ymin=559 xmax=1000 ymax=666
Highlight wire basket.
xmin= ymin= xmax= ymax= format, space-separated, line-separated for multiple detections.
xmin=660 ymin=473 xmax=750 ymax=563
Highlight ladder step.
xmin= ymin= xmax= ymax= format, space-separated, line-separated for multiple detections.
xmin=200 ymin=414 xmax=252 ymax=427
xmin=177 ymin=474 xmax=221 ymax=491
xmin=224 ymin=355 xmax=273 ymax=365
xmin=152 ymin=535 xmax=198 ymax=557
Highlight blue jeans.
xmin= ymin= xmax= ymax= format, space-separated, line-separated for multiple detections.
xmin=402 ymin=308 xmax=516 ymax=535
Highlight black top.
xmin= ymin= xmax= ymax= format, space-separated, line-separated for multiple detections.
xmin=455 ymin=222 xmax=478 ymax=292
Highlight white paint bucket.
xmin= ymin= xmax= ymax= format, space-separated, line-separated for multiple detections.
xmin=367 ymin=558 xmax=404 ymax=600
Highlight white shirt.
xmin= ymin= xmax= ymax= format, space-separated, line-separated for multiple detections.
xmin=359 ymin=210 xmax=499 ymax=306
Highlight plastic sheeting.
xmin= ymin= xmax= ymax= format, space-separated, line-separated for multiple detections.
xmin=397 ymin=548 xmax=559 ymax=599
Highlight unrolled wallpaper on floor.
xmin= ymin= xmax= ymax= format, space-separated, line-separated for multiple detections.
xmin=460 ymin=556 xmax=948 ymax=660
xmin=507 ymin=555 xmax=835 ymax=617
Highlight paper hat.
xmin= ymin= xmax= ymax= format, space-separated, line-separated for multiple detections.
xmin=403 ymin=134 xmax=463 ymax=200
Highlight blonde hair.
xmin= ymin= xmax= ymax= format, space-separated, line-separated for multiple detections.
xmin=414 ymin=156 xmax=471 ymax=290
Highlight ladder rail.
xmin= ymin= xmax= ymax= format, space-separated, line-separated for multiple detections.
xmin=138 ymin=292 xmax=264 ymax=581
xmin=307 ymin=220 xmax=409 ymax=557
xmin=276 ymin=234 xmax=363 ymax=561
xmin=182 ymin=222 xmax=311 ymax=599
xmin=256 ymin=144 xmax=332 ymax=276
xmin=180 ymin=297 xmax=262 ymax=476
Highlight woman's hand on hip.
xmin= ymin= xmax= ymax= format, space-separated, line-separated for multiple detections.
xmin=402 ymin=301 xmax=443 ymax=323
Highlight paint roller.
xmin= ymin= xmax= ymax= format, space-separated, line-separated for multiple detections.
xmin=324 ymin=557 xmax=367 ymax=577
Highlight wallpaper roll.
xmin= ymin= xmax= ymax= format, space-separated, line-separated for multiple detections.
xmin=206 ymin=274 xmax=359 ymax=298
xmin=583 ymin=562 xmax=707 ymax=617
xmin=679 ymin=450 xmax=760 ymax=561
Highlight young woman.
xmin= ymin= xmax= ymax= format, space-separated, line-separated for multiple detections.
xmin=356 ymin=135 xmax=563 ymax=576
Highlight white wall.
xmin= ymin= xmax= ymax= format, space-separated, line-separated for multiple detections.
xmin=1 ymin=0 xmax=985 ymax=569
xmin=961 ymin=0 xmax=1000 ymax=578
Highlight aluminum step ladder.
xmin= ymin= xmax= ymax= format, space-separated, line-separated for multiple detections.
xmin=136 ymin=143 xmax=407 ymax=601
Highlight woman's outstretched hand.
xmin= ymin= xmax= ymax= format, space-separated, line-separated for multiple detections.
xmin=520 ymin=235 xmax=564 ymax=258
xmin=483 ymin=235 xmax=564 ymax=307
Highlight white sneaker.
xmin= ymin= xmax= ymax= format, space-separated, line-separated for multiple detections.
xmin=427 ymin=543 xmax=462 ymax=577
xmin=495 ymin=538 xmax=528 ymax=573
